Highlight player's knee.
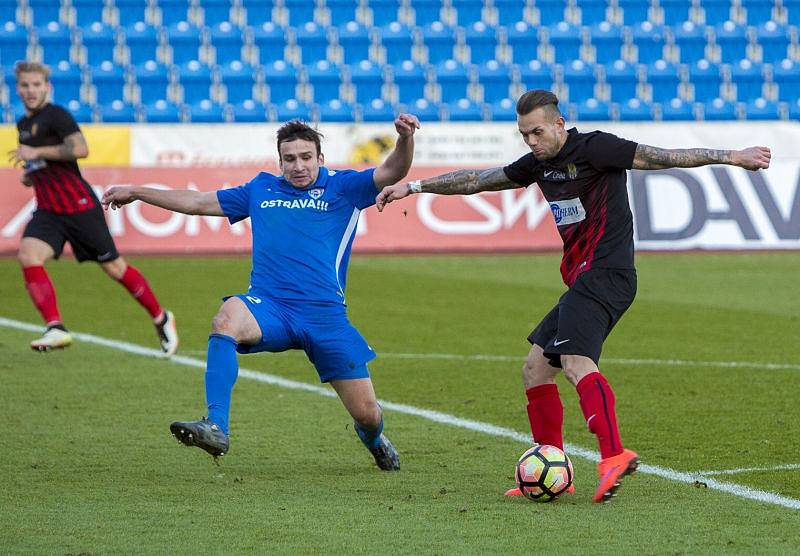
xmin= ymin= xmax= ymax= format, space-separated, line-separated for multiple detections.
xmin=18 ymin=247 xmax=43 ymax=267
xmin=210 ymin=311 xmax=236 ymax=336
xmin=353 ymin=402 xmax=382 ymax=429
xmin=561 ymin=355 xmax=597 ymax=386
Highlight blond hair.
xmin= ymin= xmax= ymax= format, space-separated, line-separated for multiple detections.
xmin=15 ymin=61 xmax=51 ymax=81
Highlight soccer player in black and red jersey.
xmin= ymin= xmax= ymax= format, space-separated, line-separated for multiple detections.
xmin=375 ymin=89 xmax=771 ymax=503
xmin=7 ymin=61 xmax=178 ymax=355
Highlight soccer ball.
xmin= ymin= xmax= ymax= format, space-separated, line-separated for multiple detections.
xmin=514 ymin=444 xmax=574 ymax=502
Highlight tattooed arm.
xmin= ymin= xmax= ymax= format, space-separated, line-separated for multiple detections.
xmin=632 ymin=144 xmax=771 ymax=171
xmin=9 ymin=131 xmax=89 ymax=166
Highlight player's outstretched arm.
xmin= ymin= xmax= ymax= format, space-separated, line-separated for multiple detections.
xmin=8 ymin=131 xmax=89 ymax=165
xmin=375 ymin=166 xmax=519 ymax=212
xmin=102 ymin=186 xmax=225 ymax=216
xmin=632 ymin=144 xmax=771 ymax=171
xmin=373 ymin=113 xmax=421 ymax=189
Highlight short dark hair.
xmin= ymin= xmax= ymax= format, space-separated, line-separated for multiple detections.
xmin=276 ymin=120 xmax=323 ymax=158
xmin=516 ymin=89 xmax=562 ymax=119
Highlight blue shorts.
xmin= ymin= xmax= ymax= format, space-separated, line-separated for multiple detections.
xmin=229 ymin=294 xmax=376 ymax=383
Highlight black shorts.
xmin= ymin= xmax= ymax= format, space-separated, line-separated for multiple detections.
xmin=23 ymin=207 xmax=119 ymax=263
xmin=528 ymin=267 xmax=637 ymax=368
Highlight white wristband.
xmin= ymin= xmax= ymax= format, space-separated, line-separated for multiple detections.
xmin=407 ymin=180 xmax=422 ymax=193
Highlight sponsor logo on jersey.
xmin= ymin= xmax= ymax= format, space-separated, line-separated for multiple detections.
xmin=549 ymin=198 xmax=586 ymax=226
xmin=260 ymin=198 xmax=329 ymax=211
xmin=308 ymin=188 xmax=324 ymax=200
xmin=543 ymin=168 xmax=567 ymax=180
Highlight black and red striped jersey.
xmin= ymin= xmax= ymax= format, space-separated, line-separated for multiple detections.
xmin=504 ymin=128 xmax=638 ymax=287
xmin=16 ymin=103 xmax=99 ymax=215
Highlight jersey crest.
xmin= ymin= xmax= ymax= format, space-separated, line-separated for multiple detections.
xmin=308 ymin=187 xmax=324 ymax=200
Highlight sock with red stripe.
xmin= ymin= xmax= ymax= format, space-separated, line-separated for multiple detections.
xmin=117 ymin=265 xmax=163 ymax=320
xmin=576 ymin=371 xmax=623 ymax=460
xmin=525 ymin=383 xmax=564 ymax=449
xmin=22 ymin=265 xmax=62 ymax=326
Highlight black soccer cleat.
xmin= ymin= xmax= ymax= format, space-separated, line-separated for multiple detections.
xmin=170 ymin=417 xmax=229 ymax=458
xmin=369 ymin=434 xmax=400 ymax=471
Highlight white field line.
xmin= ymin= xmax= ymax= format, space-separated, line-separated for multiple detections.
xmin=3 ymin=316 xmax=799 ymax=511
xmin=696 ymin=464 xmax=800 ymax=476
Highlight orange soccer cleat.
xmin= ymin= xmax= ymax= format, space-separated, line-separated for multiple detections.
xmin=593 ymin=448 xmax=639 ymax=503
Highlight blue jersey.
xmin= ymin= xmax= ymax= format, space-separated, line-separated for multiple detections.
xmin=217 ymin=167 xmax=377 ymax=305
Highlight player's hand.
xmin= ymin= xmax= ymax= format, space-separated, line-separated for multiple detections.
xmin=394 ymin=113 xmax=421 ymax=138
xmin=376 ymin=183 xmax=412 ymax=212
xmin=102 ymin=186 xmax=137 ymax=210
xmin=732 ymin=146 xmax=771 ymax=171
xmin=7 ymin=145 xmax=39 ymax=166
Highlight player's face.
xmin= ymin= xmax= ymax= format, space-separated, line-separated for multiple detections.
xmin=279 ymin=139 xmax=324 ymax=188
xmin=16 ymin=72 xmax=51 ymax=112
xmin=517 ymin=107 xmax=566 ymax=160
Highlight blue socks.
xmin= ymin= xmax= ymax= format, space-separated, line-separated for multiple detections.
xmin=355 ymin=416 xmax=384 ymax=450
xmin=205 ymin=333 xmax=239 ymax=435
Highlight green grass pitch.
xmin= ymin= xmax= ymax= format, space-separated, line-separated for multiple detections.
xmin=1 ymin=252 xmax=799 ymax=554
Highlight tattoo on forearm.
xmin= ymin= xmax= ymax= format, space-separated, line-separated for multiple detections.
xmin=421 ymin=167 xmax=518 ymax=194
xmin=633 ymin=144 xmax=732 ymax=170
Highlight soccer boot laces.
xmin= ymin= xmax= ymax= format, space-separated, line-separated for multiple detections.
xmin=170 ymin=417 xmax=229 ymax=458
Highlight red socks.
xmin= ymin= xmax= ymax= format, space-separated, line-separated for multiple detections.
xmin=117 ymin=265 xmax=163 ymax=319
xmin=576 ymin=372 xmax=623 ymax=459
xmin=525 ymin=383 xmax=564 ymax=449
xmin=22 ymin=265 xmax=62 ymax=326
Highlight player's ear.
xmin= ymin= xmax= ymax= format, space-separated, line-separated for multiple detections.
xmin=318 ymin=152 xmax=325 ymax=165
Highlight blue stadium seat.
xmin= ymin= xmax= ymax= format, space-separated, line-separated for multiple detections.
xmin=241 ymin=0 xmax=275 ymax=27
xmin=786 ymin=0 xmax=800 ymax=26
xmin=421 ymin=21 xmax=456 ymax=64
xmin=200 ymin=0 xmax=234 ymax=26
xmin=28 ymin=0 xmax=62 ymax=25
xmin=166 ymin=21 xmax=202 ymax=65
xmin=536 ymin=0 xmax=566 ymax=25
xmin=436 ymin=59 xmax=469 ymax=103
xmin=124 ymin=22 xmax=159 ymax=65
xmin=518 ymin=59 xmax=554 ymax=91
xmin=688 ymin=58 xmax=722 ymax=101
xmin=772 ymin=58 xmax=800 ymax=102
xmin=673 ymin=21 xmax=709 ymax=64
xmin=360 ymin=98 xmax=396 ymax=121
xmin=115 ymin=0 xmax=148 ymax=26
xmin=317 ymin=98 xmax=356 ymax=121
xmin=573 ymin=98 xmax=611 ymax=120
xmin=296 ymin=22 xmax=330 ymax=66
xmin=659 ymin=0 xmax=690 ymax=25
xmin=632 ymin=22 xmax=666 ymax=63
xmin=50 ymin=61 xmax=83 ymax=105
xmin=253 ymin=22 xmax=288 ymax=65
xmin=477 ymin=60 xmax=511 ymax=103
xmin=659 ymin=97 xmax=696 ymax=120
xmin=100 ymin=99 xmax=137 ymax=122
xmin=189 ymin=99 xmax=227 ymax=122
xmin=210 ymin=22 xmax=244 ymax=65
xmin=230 ymin=99 xmax=268 ymax=122
xmin=142 ymin=99 xmax=182 ymax=122
xmin=327 ymin=0 xmax=358 ymax=26
xmin=284 ymin=0 xmax=316 ymax=27
xmin=306 ymin=60 xmax=342 ymax=102
xmin=507 ymin=22 xmax=540 ymax=66
xmin=714 ymin=21 xmax=748 ymax=64
xmin=263 ymin=60 xmax=298 ymax=103
xmin=368 ymin=0 xmax=401 ymax=27
xmin=37 ymin=22 xmax=73 ymax=65
xmin=446 ymin=98 xmax=483 ymax=121
xmin=741 ymin=0 xmax=775 ymax=25
xmin=618 ymin=0 xmax=650 ymax=25
xmin=494 ymin=0 xmax=524 ymax=26
xmin=452 ymin=0 xmax=484 ymax=26
xmin=379 ymin=22 xmax=414 ymax=64
xmin=220 ymin=60 xmax=255 ymax=103
xmin=487 ymin=97 xmax=516 ymax=121
xmin=337 ymin=21 xmax=371 ymax=64
xmin=562 ymin=59 xmax=596 ymax=102
xmin=392 ymin=59 xmax=426 ymax=103
xmin=645 ymin=59 xmax=680 ymax=102
xmin=702 ymin=97 xmax=737 ymax=119
xmin=0 ymin=23 xmax=29 ymax=66
xmin=464 ymin=22 xmax=498 ymax=65
xmin=590 ymin=22 xmax=624 ymax=65
xmin=72 ymin=0 xmax=105 ymax=26
xmin=65 ymin=99 xmax=94 ymax=123
xmin=756 ymin=21 xmax=789 ymax=63
xmin=273 ymin=98 xmax=313 ymax=121
xmin=548 ymin=22 xmax=582 ymax=65
xmin=409 ymin=0 xmax=442 ymax=24
xmin=90 ymin=60 xmax=126 ymax=104
xmin=350 ymin=59 xmax=385 ymax=104
xmin=617 ymin=98 xmax=654 ymax=120
xmin=135 ymin=60 xmax=170 ymax=104
xmin=405 ymin=97 xmax=440 ymax=121
xmin=176 ymin=60 xmax=213 ymax=104
xmin=0 ymin=0 xmax=18 ymax=25
xmin=578 ymin=0 xmax=608 ymax=25
xmin=787 ymin=97 xmax=800 ymax=119
xmin=604 ymin=59 xmax=638 ymax=103
xmin=158 ymin=0 xmax=192 ymax=26
xmin=81 ymin=23 xmax=116 ymax=66
xmin=743 ymin=97 xmax=780 ymax=119
xmin=729 ymin=59 xmax=764 ymax=100
xmin=5 ymin=102 xmax=26 ymax=124
xmin=700 ymin=0 xmax=733 ymax=25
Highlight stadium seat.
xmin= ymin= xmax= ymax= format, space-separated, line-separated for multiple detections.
xmin=253 ymin=22 xmax=288 ymax=65
xmin=409 ymin=0 xmax=442 ymax=24
xmin=632 ymin=22 xmax=666 ymax=64
xmin=702 ymin=97 xmax=737 ymax=119
xmin=189 ymin=99 xmax=227 ymax=122
xmin=785 ymin=0 xmax=800 ymax=25
xmin=562 ymin=59 xmax=597 ymax=102
xmin=756 ymin=21 xmax=790 ymax=63
xmin=604 ymin=59 xmax=639 ymax=103
xmin=617 ymin=98 xmax=654 ymax=120
xmin=337 ymin=21 xmax=372 ymax=65
xmin=772 ymin=58 xmax=800 ymax=102
xmin=464 ymin=22 xmax=498 ymax=65
xmin=618 ymin=0 xmax=650 ymax=25
xmin=493 ymin=0 xmax=524 ymax=26
xmin=50 ymin=61 xmax=83 ymax=105
xmin=392 ymin=59 xmax=427 ymax=104
xmin=787 ymin=97 xmax=800 ymax=119
xmin=673 ymin=21 xmax=710 ymax=64
xmin=99 ymin=99 xmax=137 ymax=122
xmin=124 ymin=22 xmax=159 ymax=66
xmin=230 ymin=99 xmax=268 ymax=122
xmin=379 ymin=22 xmax=413 ymax=64
xmin=115 ymin=0 xmax=148 ymax=26
xmin=645 ymin=59 xmax=680 ymax=103
xmin=81 ymin=23 xmax=116 ymax=67
xmin=573 ymin=98 xmax=611 ymax=120
xmin=165 ymin=21 xmax=202 ymax=65
xmin=296 ymin=22 xmax=330 ymax=66
xmin=536 ymin=0 xmax=566 ymax=25
xmin=487 ymin=97 xmax=517 ymax=121
xmin=477 ymin=60 xmax=512 ymax=103
xmin=0 ymin=23 xmax=29 ymax=66
xmin=367 ymin=0 xmax=401 ymax=27
xmin=729 ymin=59 xmax=764 ymax=100
xmin=743 ymin=97 xmax=781 ymax=119
xmin=135 ymin=60 xmax=170 ymax=104
xmin=547 ymin=22 xmax=582 ymax=65
xmin=72 ymin=0 xmax=105 ymax=27
xmin=700 ymin=0 xmax=733 ymax=25
xmin=741 ymin=0 xmax=775 ymax=25
xmin=350 ymin=60 xmax=385 ymax=104
xmin=158 ymin=0 xmax=192 ymax=26
xmin=327 ymin=0 xmax=358 ymax=26
xmin=273 ymin=98 xmax=313 ymax=121
xmin=210 ymin=21 xmax=244 ymax=65
xmin=65 ymin=99 xmax=94 ymax=123
xmin=220 ymin=60 xmax=256 ymax=104
xmin=453 ymin=0 xmax=485 ymax=26
xmin=37 ymin=22 xmax=73 ymax=66
xmin=577 ymin=0 xmax=608 ymax=25
xmin=90 ymin=60 xmax=126 ymax=104
xmin=446 ymin=98 xmax=483 ymax=121
xmin=518 ymin=59 xmax=554 ymax=91
xmin=4 ymin=102 xmax=25 ymax=124
xmin=176 ymin=60 xmax=213 ymax=104
xmin=421 ymin=21 xmax=456 ymax=64
xmin=714 ymin=21 xmax=748 ymax=64
xmin=659 ymin=97 xmax=696 ymax=120
xmin=200 ymin=0 xmax=234 ymax=26
xmin=142 ymin=99 xmax=182 ymax=122
xmin=317 ymin=98 xmax=356 ymax=121
xmin=435 ymin=59 xmax=470 ymax=103
xmin=284 ymin=0 xmax=317 ymax=27
xmin=360 ymin=98 xmax=396 ymax=121
xmin=659 ymin=0 xmax=691 ymax=25
xmin=0 ymin=0 xmax=18 ymax=26
xmin=306 ymin=60 xmax=342 ymax=103
xmin=241 ymin=0 xmax=275 ymax=27
xmin=507 ymin=22 xmax=540 ymax=66
xmin=263 ymin=60 xmax=298 ymax=103
xmin=688 ymin=59 xmax=722 ymax=101
xmin=589 ymin=22 xmax=624 ymax=65
xmin=28 ymin=0 xmax=62 ymax=26
xmin=405 ymin=97 xmax=440 ymax=121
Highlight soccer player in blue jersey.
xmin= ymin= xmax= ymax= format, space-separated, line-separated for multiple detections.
xmin=102 ymin=115 xmax=420 ymax=470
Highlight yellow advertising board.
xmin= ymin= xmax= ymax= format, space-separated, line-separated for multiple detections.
xmin=0 ymin=124 xmax=130 ymax=167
